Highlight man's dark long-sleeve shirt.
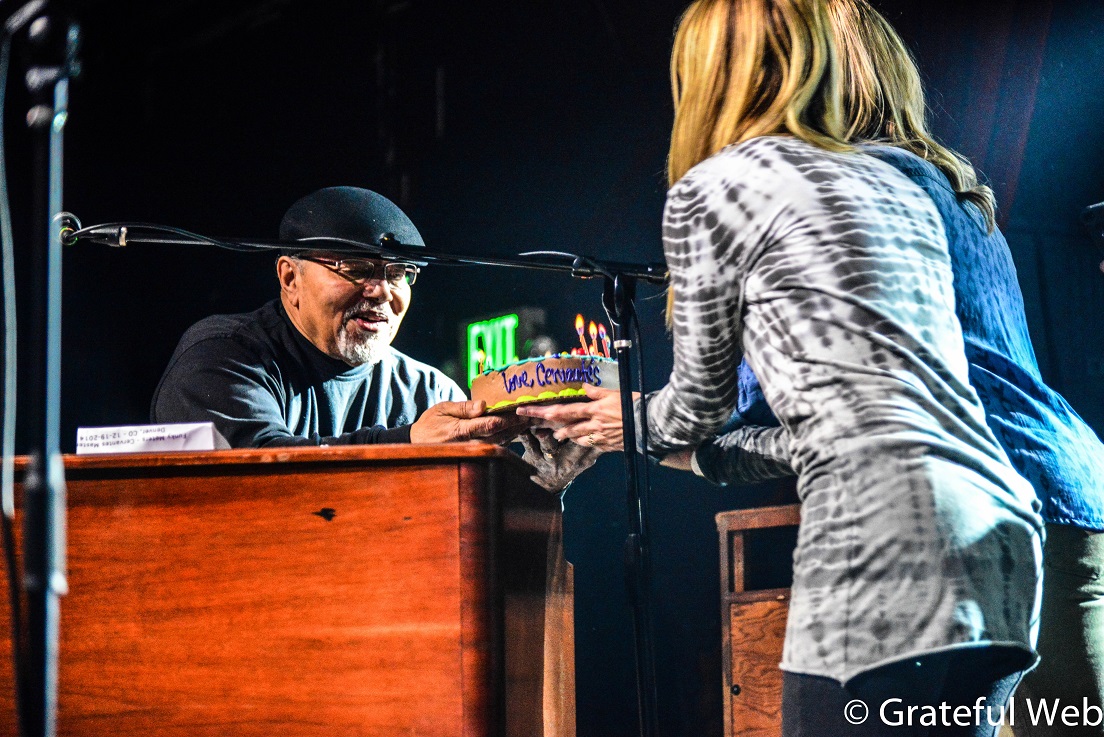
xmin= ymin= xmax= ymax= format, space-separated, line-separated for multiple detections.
xmin=151 ymin=299 xmax=465 ymax=448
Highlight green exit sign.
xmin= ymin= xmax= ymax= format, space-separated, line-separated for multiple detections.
xmin=466 ymin=314 xmax=519 ymax=387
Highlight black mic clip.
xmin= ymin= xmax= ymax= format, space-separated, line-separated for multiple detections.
xmin=53 ymin=211 xmax=79 ymax=245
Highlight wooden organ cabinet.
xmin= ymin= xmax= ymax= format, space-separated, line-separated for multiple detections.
xmin=0 ymin=444 xmax=574 ymax=737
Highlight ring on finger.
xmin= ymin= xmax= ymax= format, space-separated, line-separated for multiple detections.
xmin=584 ymin=432 xmax=599 ymax=447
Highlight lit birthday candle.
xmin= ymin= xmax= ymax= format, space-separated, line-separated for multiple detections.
xmin=575 ymin=314 xmax=589 ymax=354
xmin=588 ymin=321 xmax=599 ymax=356
xmin=475 ymin=349 xmax=486 ymax=373
xmin=598 ymin=324 xmax=611 ymax=357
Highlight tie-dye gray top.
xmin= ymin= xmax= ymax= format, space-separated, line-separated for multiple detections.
xmin=644 ymin=136 xmax=1043 ymax=684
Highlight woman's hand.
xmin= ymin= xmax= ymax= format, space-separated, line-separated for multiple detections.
xmin=660 ymin=448 xmax=695 ymax=472
xmin=515 ymin=384 xmax=635 ymax=453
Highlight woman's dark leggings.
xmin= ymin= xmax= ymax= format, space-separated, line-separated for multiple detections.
xmin=782 ymin=646 xmax=1031 ymax=737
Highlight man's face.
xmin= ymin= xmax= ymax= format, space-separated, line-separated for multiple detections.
xmin=277 ymin=252 xmax=412 ymax=366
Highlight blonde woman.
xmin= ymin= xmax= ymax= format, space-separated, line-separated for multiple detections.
xmin=520 ymin=1 xmax=1043 ymax=734
xmin=685 ymin=3 xmax=1104 ymax=734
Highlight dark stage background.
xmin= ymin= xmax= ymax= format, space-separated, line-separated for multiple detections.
xmin=3 ymin=1 xmax=1102 ymax=735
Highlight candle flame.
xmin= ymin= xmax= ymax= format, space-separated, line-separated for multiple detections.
xmin=576 ymin=314 xmax=590 ymax=354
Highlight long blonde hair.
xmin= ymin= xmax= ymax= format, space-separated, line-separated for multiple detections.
xmin=666 ymin=0 xmax=850 ymax=321
xmin=827 ymin=0 xmax=997 ymax=230
xmin=667 ymin=0 xmax=850 ymax=188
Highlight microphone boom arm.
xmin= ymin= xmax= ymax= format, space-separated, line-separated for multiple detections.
xmin=62 ymin=219 xmax=670 ymax=285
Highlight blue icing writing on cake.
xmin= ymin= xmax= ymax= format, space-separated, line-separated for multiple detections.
xmin=471 ymin=356 xmax=619 ymax=413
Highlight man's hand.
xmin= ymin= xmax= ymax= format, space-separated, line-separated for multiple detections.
xmin=410 ymin=399 xmax=531 ymax=445
xmin=518 ymin=428 xmax=601 ymax=493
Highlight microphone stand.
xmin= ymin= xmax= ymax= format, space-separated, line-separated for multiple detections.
xmin=15 ymin=6 xmax=79 ymax=737
xmin=62 ymin=223 xmax=665 ymax=737
xmin=603 ymin=272 xmax=659 ymax=737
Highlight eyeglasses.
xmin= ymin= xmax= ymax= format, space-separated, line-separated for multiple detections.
xmin=297 ymin=255 xmax=419 ymax=287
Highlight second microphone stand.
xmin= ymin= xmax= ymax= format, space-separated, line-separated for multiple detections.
xmin=14 ymin=6 xmax=80 ymax=737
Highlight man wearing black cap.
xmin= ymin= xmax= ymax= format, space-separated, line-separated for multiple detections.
xmin=151 ymin=187 xmax=527 ymax=448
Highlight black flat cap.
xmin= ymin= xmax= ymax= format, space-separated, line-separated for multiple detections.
xmin=279 ymin=187 xmax=426 ymax=263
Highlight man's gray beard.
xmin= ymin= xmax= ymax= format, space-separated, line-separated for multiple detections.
xmin=335 ymin=325 xmax=389 ymax=366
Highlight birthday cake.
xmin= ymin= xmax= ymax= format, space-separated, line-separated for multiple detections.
xmin=472 ymin=355 xmax=620 ymax=413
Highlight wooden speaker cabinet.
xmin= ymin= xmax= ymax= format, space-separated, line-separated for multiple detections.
xmin=0 ymin=443 xmax=573 ymax=737
xmin=716 ymin=504 xmax=800 ymax=737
